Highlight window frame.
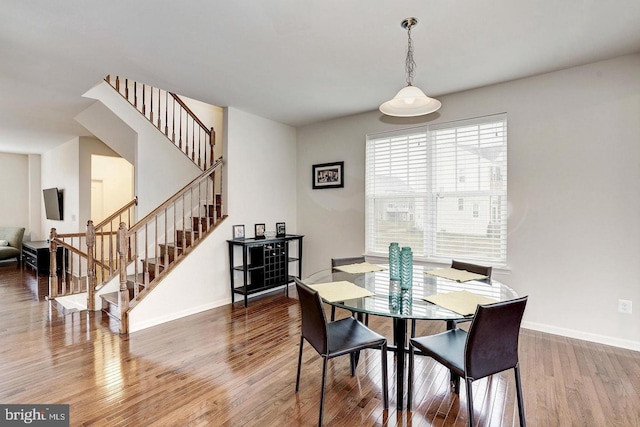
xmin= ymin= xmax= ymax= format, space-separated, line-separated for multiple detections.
xmin=365 ymin=114 xmax=508 ymax=266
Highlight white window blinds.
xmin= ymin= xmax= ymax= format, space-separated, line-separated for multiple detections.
xmin=365 ymin=114 xmax=507 ymax=265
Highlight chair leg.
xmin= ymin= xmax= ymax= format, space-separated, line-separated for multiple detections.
xmin=381 ymin=343 xmax=389 ymax=409
xmin=331 ymin=306 xmax=336 ymax=321
xmin=295 ymin=336 xmax=304 ymax=392
xmin=465 ymin=377 xmax=474 ymax=427
xmin=392 ymin=319 xmax=398 ymax=346
xmin=319 ymin=357 xmax=328 ymax=427
xmin=514 ymin=364 xmax=526 ymax=427
xmin=452 ymin=372 xmax=460 ymax=394
xmin=407 ymin=342 xmax=414 ymax=410
xmin=350 ymin=353 xmax=356 ymax=377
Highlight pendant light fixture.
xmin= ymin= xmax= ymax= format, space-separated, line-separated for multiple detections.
xmin=379 ymin=17 xmax=441 ymax=117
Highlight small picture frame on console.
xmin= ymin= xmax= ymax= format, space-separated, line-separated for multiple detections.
xmin=232 ymin=224 xmax=245 ymax=239
xmin=255 ymin=223 xmax=266 ymax=239
xmin=276 ymin=222 xmax=286 ymax=237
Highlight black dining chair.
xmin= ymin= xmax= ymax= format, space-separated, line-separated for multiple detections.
xmin=444 ymin=259 xmax=494 ymax=329
xmin=408 ymin=296 xmax=528 ymax=427
xmin=411 ymin=260 xmax=495 ymax=338
xmin=330 ymin=256 xmax=368 ymax=324
xmin=295 ymin=279 xmax=388 ymax=426
xmin=451 ymin=259 xmax=493 ymax=278
xmin=331 ymin=256 xmax=366 ymax=269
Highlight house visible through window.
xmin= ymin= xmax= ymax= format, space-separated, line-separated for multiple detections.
xmin=365 ymin=114 xmax=507 ymax=265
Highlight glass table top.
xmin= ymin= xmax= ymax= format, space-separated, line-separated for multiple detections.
xmin=303 ymin=265 xmax=518 ymax=321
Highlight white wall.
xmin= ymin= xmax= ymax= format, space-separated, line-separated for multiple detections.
xmin=40 ymin=136 xmax=135 ymax=238
xmin=129 ymin=107 xmax=297 ymax=332
xmin=225 ymin=108 xmax=297 ymax=236
xmin=0 ymin=152 xmax=30 ymax=238
xmin=79 ymin=136 xmax=131 ymax=226
xmin=296 ymin=53 xmax=640 ymax=350
xmin=41 ymin=138 xmax=80 ymax=236
xmin=90 ymin=155 xmax=134 ymax=223
xmin=75 ymin=101 xmax=137 ymax=164
xmin=27 ymin=154 xmax=42 ymax=241
xmin=181 ymin=95 xmax=224 ymax=160
xmin=81 ymin=82 xmax=203 ymax=218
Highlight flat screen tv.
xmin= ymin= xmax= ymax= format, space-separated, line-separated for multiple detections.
xmin=43 ymin=187 xmax=63 ymax=220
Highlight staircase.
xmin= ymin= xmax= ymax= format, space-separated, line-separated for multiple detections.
xmin=99 ymin=175 xmax=224 ymax=332
xmin=98 ymin=211 xmax=218 ymax=319
xmin=49 ymin=76 xmax=226 ymax=334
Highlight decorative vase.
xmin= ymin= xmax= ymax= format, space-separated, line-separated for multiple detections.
xmin=389 ymin=242 xmax=400 ymax=280
xmin=400 ymin=289 xmax=413 ymax=315
xmin=400 ymin=246 xmax=413 ymax=290
xmin=388 ymin=291 xmax=400 ymax=314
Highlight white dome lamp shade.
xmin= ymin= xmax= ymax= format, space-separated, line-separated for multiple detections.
xmin=379 ymin=17 xmax=441 ymax=117
xmin=379 ymin=85 xmax=442 ymax=117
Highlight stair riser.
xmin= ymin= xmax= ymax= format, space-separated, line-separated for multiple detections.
xmin=192 ymin=217 xmax=212 ymax=232
xmin=158 ymin=246 xmax=182 ymax=262
xmin=101 ymin=299 xmax=120 ymax=321
xmin=175 ymin=230 xmax=199 ymax=247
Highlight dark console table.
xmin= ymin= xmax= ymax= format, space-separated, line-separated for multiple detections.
xmin=227 ymin=234 xmax=303 ymax=307
xmin=22 ymin=240 xmax=64 ymax=276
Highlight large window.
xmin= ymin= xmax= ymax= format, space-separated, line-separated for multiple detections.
xmin=365 ymin=114 xmax=507 ymax=265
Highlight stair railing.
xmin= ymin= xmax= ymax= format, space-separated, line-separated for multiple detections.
xmin=116 ymin=157 xmax=225 ymax=333
xmin=104 ymin=75 xmax=216 ymax=171
xmin=48 ymin=198 xmax=137 ymax=309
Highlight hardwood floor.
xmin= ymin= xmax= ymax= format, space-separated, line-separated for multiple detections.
xmin=1 ymin=261 xmax=639 ymax=426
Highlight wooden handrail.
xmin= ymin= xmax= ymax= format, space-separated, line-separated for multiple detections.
xmin=170 ymin=93 xmax=210 ymax=135
xmin=48 ymin=194 xmax=137 ymax=305
xmin=117 ymin=153 xmax=225 ymax=330
xmin=95 ymin=197 xmax=137 ymax=229
xmin=104 ymin=75 xmax=217 ymax=171
xmin=129 ymin=158 xmax=223 ymax=234
xmin=52 ymin=232 xmax=86 ymax=239
xmin=50 ymin=234 xmax=113 ymax=272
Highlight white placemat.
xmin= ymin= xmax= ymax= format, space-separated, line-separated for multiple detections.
xmin=333 ymin=262 xmax=385 ymax=274
xmin=425 ymin=267 xmax=488 ymax=282
xmin=424 ymin=290 xmax=497 ymax=316
xmin=308 ymin=281 xmax=375 ymax=302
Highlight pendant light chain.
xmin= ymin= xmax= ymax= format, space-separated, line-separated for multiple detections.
xmin=379 ymin=16 xmax=441 ymax=117
xmin=405 ymin=24 xmax=416 ymax=86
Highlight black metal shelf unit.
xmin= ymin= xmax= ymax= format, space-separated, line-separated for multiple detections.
xmin=227 ymin=234 xmax=303 ymax=307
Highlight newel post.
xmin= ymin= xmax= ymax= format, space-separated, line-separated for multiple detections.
xmin=117 ymin=222 xmax=130 ymax=334
xmin=86 ymin=221 xmax=96 ymax=311
xmin=49 ymin=228 xmax=58 ymax=299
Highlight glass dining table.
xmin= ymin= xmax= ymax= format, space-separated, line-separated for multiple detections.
xmin=302 ymin=264 xmax=519 ymax=410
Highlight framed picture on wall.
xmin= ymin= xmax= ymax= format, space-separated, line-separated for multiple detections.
xmin=255 ymin=223 xmax=266 ymax=239
xmin=276 ymin=222 xmax=286 ymax=237
xmin=232 ymin=224 xmax=245 ymax=239
xmin=312 ymin=161 xmax=344 ymax=189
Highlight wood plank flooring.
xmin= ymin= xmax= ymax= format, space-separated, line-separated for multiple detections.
xmin=1 ymin=261 xmax=639 ymax=426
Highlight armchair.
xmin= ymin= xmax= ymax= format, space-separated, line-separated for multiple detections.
xmin=0 ymin=227 xmax=26 ymax=263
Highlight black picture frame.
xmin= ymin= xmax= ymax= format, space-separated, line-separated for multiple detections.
xmin=255 ymin=223 xmax=266 ymax=239
xmin=312 ymin=161 xmax=344 ymax=189
xmin=232 ymin=224 xmax=245 ymax=239
xmin=276 ymin=222 xmax=286 ymax=237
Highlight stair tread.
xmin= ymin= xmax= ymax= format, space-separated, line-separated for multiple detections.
xmin=160 ymin=242 xmax=187 ymax=246
xmin=101 ymin=292 xmax=118 ymax=304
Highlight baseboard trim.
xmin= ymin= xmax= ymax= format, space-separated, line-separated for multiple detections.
xmin=129 ymin=297 xmax=231 ymax=333
xmin=522 ymin=321 xmax=640 ymax=352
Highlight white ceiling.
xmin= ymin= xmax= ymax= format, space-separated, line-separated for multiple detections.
xmin=1 ymin=0 xmax=639 ymax=154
